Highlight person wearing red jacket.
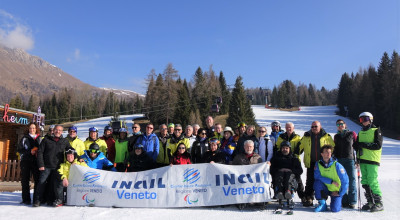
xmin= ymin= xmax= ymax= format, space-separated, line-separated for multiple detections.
xmin=171 ymin=143 xmax=191 ymax=165
xmin=100 ymin=125 xmax=116 ymax=163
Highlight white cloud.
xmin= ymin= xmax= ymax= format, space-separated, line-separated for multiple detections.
xmin=74 ymin=48 xmax=81 ymax=60
xmin=0 ymin=9 xmax=34 ymax=50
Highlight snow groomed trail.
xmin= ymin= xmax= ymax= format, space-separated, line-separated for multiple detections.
xmin=0 ymin=106 xmax=399 ymax=220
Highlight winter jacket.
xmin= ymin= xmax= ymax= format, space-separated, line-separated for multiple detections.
xmin=100 ymin=135 xmax=116 ymax=162
xmin=259 ymin=136 xmax=273 ymax=162
xmin=235 ymin=133 xmax=260 ymax=155
xmin=126 ymin=151 xmax=154 ymax=172
xmin=58 ymin=159 xmax=88 ymax=180
xmin=202 ymin=149 xmax=226 ymax=164
xmin=172 ymin=152 xmax=192 ymax=165
xmin=66 ymin=135 xmax=85 ymax=156
xmin=128 ymin=133 xmax=142 ymax=152
xmin=80 ymin=150 xmax=116 ymax=171
xmin=270 ymin=150 xmax=303 ymax=178
xmin=211 ymin=132 xmax=223 ymax=142
xmin=334 ymin=130 xmax=357 ymax=160
xmin=191 ymin=138 xmax=209 ymax=164
xmin=18 ymin=133 xmax=41 ymax=161
xmin=314 ymin=157 xmax=349 ymax=196
xmin=185 ymin=134 xmax=196 ymax=151
xmin=270 ymin=129 xmax=284 ymax=147
xmin=276 ymin=132 xmax=302 ymax=155
xmin=297 ymin=128 xmax=335 ymax=168
xmin=232 ymin=153 xmax=262 ymax=165
xmin=84 ymin=138 xmax=108 ymax=155
xmin=166 ymin=134 xmax=190 ymax=155
xmin=114 ymin=138 xmax=129 ymax=164
xmin=156 ymin=135 xmax=170 ymax=165
xmin=37 ymin=136 xmax=71 ymax=169
xmin=220 ymin=136 xmax=236 ymax=163
xmin=136 ymin=133 xmax=159 ymax=161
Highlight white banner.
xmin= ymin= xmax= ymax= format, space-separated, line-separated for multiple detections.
xmin=67 ymin=163 xmax=272 ymax=208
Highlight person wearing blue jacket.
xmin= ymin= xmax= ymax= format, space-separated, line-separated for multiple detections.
xmin=135 ymin=123 xmax=159 ymax=162
xmin=80 ymin=143 xmax=116 ymax=171
xmin=314 ymin=145 xmax=349 ymax=212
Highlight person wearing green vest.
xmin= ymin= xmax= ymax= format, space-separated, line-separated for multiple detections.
xmin=114 ymin=128 xmax=129 ymax=172
xmin=314 ymin=145 xmax=349 ymax=212
xmin=354 ymin=112 xmax=384 ymax=212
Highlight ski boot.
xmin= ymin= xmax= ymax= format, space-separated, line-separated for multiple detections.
xmin=370 ymin=194 xmax=384 ymax=212
xmin=362 ymin=185 xmax=374 ymax=211
xmin=287 ymin=199 xmax=294 ymax=215
xmin=274 ymin=200 xmax=284 ymax=214
xmin=314 ymin=199 xmax=327 ymax=212
xmin=285 ymin=190 xmax=293 ymax=200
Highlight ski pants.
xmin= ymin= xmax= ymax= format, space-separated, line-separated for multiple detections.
xmin=273 ymin=170 xmax=297 ymax=193
xmin=360 ymin=163 xmax=382 ymax=196
xmin=34 ymin=168 xmax=63 ymax=203
xmin=314 ymin=179 xmax=343 ymax=212
xmin=337 ymin=158 xmax=357 ymax=206
xmin=20 ymin=159 xmax=39 ymax=203
xmin=304 ymin=167 xmax=315 ymax=199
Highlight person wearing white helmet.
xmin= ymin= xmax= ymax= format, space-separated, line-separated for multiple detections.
xmin=354 ymin=112 xmax=384 ymax=212
xmin=84 ymin=127 xmax=108 ymax=155
xmin=270 ymin=121 xmax=284 ymax=147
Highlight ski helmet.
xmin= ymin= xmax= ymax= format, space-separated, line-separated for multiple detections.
xmin=359 ymin=112 xmax=373 ymax=123
xmin=104 ymin=125 xmax=112 ymax=132
xmin=271 ymin=121 xmax=281 ymax=127
xmin=119 ymin=127 xmax=128 ymax=133
xmin=65 ymin=147 xmax=77 ymax=159
xmin=68 ymin=126 xmax=78 ymax=132
xmin=89 ymin=127 xmax=98 ymax=132
xmin=89 ymin=143 xmax=100 ymax=153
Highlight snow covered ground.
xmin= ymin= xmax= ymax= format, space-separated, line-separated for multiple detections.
xmin=1 ymin=106 xmax=399 ymax=220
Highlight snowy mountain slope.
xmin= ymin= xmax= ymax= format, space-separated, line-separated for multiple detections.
xmin=0 ymin=106 xmax=399 ymax=220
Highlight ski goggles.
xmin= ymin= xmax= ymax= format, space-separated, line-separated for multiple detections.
xmin=89 ymin=149 xmax=100 ymax=153
xmin=89 ymin=127 xmax=98 ymax=132
xmin=209 ymin=138 xmax=220 ymax=144
xmin=65 ymin=148 xmax=75 ymax=155
xmin=359 ymin=116 xmax=371 ymax=123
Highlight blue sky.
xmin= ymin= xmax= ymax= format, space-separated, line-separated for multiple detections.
xmin=1 ymin=0 xmax=399 ymax=94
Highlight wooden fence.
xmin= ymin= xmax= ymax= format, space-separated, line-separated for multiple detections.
xmin=0 ymin=160 xmax=21 ymax=182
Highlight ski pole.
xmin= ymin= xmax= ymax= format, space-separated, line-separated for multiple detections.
xmin=357 ymin=164 xmax=361 ymax=212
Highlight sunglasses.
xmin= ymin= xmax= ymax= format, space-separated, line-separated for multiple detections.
xmin=134 ymin=147 xmax=142 ymax=150
xmin=311 ymin=126 xmax=318 ymax=128
xmin=90 ymin=149 xmax=99 ymax=153
xmin=147 ymin=127 xmax=154 ymax=129
xmin=258 ymin=130 xmax=266 ymax=133
xmin=336 ymin=123 xmax=344 ymax=127
xmin=132 ymin=127 xmax=139 ymax=129
xmin=69 ymin=130 xmax=76 ymax=133
xmin=200 ymin=132 xmax=207 ymax=135
xmin=178 ymin=147 xmax=186 ymax=150
xmin=175 ymin=129 xmax=182 ymax=131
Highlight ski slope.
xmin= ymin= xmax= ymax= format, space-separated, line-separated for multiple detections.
xmin=1 ymin=106 xmax=399 ymax=220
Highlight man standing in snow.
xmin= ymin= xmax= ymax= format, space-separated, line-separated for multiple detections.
xmin=354 ymin=112 xmax=384 ymax=212
xmin=297 ymin=121 xmax=335 ymax=206
xmin=314 ymin=145 xmax=349 ymax=212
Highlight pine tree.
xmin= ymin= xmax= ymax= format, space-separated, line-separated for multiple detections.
xmin=219 ymin=71 xmax=231 ymax=114
xmin=9 ymin=94 xmax=24 ymax=109
xmin=173 ymin=79 xmax=191 ymax=126
xmin=227 ymin=76 xmax=256 ymax=128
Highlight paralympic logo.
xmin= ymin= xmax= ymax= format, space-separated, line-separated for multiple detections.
xmin=183 ymin=168 xmax=200 ymax=184
xmin=184 ymin=194 xmax=199 ymax=205
xmin=83 ymin=171 xmax=100 ymax=183
xmin=82 ymin=193 xmax=95 ymax=204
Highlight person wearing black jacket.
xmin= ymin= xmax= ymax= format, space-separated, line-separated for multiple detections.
xmin=18 ymin=122 xmax=41 ymax=205
xmin=270 ymin=141 xmax=303 ymax=206
xmin=202 ymin=138 xmax=226 ymax=164
xmin=334 ymin=119 xmax=358 ymax=208
xmin=126 ymin=144 xmax=154 ymax=172
xmin=34 ymin=125 xmax=71 ymax=207
xmin=191 ymin=128 xmax=209 ymax=164
xmin=234 ymin=125 xmax=259 ymax=156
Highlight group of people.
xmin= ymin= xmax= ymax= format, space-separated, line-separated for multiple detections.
xmin=17 ymin=112 xmax=383 ymax=213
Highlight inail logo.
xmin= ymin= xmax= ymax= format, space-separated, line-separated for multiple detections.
xmin=82 ymin=193 xmax=95 ymax=204
xmin=183 ymin=168 xmax=200 ymax=184
xmin=83 ymin=171 xmax=100 ymax=183
xmin=184 ymin=194 xmax=198 ymax=205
